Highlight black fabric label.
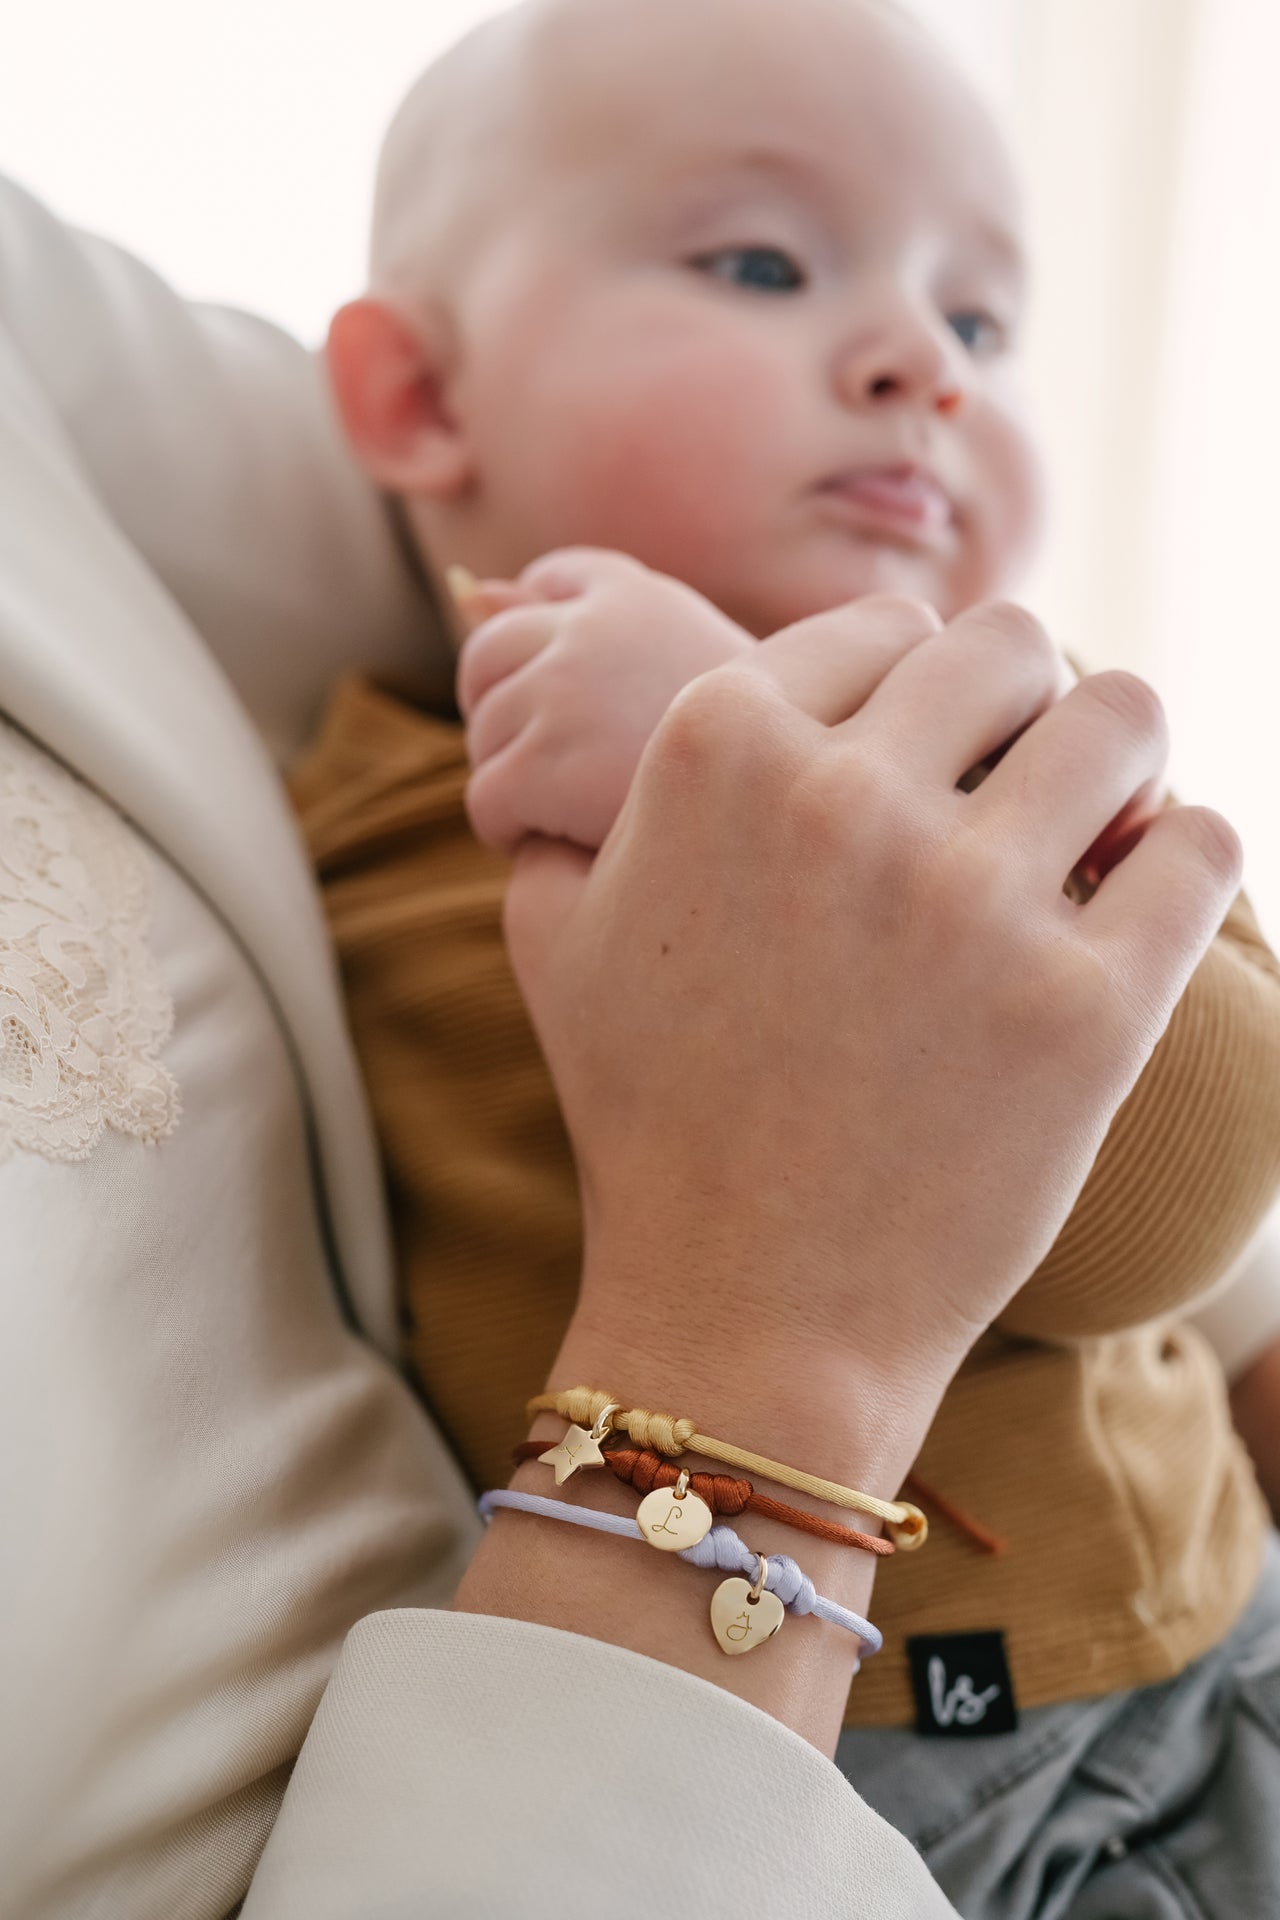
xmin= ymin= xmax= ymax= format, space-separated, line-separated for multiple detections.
xmin=907 ymin=1631 xmax=1019 ymax=1737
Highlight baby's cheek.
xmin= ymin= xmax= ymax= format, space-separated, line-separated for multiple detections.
xmin=962 ymin=397 xmax=1047 ymax=600
xmin=550 ymin=386 xmax=773 ymax=586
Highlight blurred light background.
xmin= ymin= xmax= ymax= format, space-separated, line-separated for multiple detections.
xmin=3 ymin=0 xmax=1276 ymax=922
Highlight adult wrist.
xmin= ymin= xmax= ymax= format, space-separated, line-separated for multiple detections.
xmin=551 ymin=1293 xmax=942 ymax=1523
xmin=457 ymin=1296 xmax=919 ymax=1756
xmin=565 ymin=1220 xmax=953 ymax=1506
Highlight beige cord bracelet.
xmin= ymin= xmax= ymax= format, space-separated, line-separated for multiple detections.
xmin=526 ymin=1386 xmax=928 ymax=1550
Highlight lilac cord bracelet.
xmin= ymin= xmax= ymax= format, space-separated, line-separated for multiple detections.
xmin=478 ymin=1487 xmax=882 ymax=1656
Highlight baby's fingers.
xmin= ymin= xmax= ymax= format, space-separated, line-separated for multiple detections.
xmin=465 ymin=651 xmax=555 ymax=766
xmin=457 ymin=603 xmax=561 ymax=720
xmin=467 ymin=730 xmax=543 ymax=854
xmin=518 ymin=546 xmax=646 ymax=603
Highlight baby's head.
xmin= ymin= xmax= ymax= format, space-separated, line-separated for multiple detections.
xmin=329 ymin=0 xmax=1045 ymax=636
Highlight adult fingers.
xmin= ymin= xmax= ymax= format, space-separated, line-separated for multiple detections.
xmin=1084 ymin=803 xmax=1243 ymax=1007
xmin=746 ymin=594 xmax=943 ymax=725
xmin=967 ymin=671 xmax=1172 ymax=888
xmin=849 ymin=601 xmax=1068 ymax=784
xmin=456 ymin=604 xmax=560 ymax=720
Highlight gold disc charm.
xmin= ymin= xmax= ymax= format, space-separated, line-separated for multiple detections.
xmin=709 ymin=1553 xmax=785 ymax=1656
xmin=636 ymin=1470 xmax=714 ymax=1552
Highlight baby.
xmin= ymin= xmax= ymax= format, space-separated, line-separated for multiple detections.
xmin=293 ymin=0 xmax=1280 ymax=1911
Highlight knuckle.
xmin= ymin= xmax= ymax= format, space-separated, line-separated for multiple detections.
xmin=847 ymin=591 xmax=944 ymax=635
xmin=665 ymin=658 xmax=768 ymax=734
xmin=1172 ymin=804 xmax=1244 ymax=885
xmin=647 ymin=671 xmax=726 ymax=770
xmin=1083 ymin=669 xmax=1168 ymax=752
xmin=649 ymin=662 xmax=791 ymax=787
xmin=963 ymin=599 xmax=1058 ymax=672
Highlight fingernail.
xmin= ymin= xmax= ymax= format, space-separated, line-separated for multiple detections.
xmin=445 ymin=563 xmax=481 ymax=611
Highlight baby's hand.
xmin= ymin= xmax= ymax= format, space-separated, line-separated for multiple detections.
xmin=456 ymin=548 xmax=752 ymax=853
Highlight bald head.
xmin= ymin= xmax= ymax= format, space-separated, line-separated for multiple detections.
xmin=370 ymin=4 xmax=529 ymax=297
xmin=341 ymin=0 xmax=1038 ymax=645
xmin=368 ymin=0 xmax=963 ymax=303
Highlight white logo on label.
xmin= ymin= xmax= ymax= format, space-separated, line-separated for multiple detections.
xmin=927 ymin=1657 xmax=1001 ymax=1727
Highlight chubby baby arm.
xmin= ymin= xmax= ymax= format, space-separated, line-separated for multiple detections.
xmin=459 ymin=548 xmax=752 ymax=853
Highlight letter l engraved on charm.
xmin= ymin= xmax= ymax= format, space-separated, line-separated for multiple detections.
xmin=636 ymin=1470 xmax=714 ymax=1551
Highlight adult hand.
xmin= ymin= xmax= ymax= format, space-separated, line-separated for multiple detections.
xmin=503 ymin=595 xmax=1240 ymax=1418
xmin=458 ymin=592 xmax=1238 ymax=1755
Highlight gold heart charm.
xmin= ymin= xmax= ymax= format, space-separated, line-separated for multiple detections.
xmin=709 ymin=1567 xmax=785 ymax=1656
xmin=636 ymin=1472 xmax=714 ymax=1552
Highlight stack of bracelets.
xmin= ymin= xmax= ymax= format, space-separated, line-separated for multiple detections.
xmin=477 ymin=1385 xmax=929 ymax=1664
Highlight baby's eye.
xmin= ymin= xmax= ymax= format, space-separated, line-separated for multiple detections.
xmin=693 ymin=245 xmax=807 ymax=293
xmin=947 ymin=310 xmax=1009 ymax=357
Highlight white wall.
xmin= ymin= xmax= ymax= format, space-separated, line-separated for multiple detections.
xmin=1147 ymin=0 xmax=1280 ymax=927
xmin=0 ymin=0 xmax=1025 ymax=345
xmin=1 ymin=0 xmax=510 ymax=344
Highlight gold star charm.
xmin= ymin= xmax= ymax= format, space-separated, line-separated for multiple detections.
xmin=535 ymin=1403 xmax=621 ymax=1485
xmin=537 ymin=1423 xmax=606 ymax=1485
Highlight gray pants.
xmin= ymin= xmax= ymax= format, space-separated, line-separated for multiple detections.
xmin=836 ymin=1534 xmax=1280 ymax=1919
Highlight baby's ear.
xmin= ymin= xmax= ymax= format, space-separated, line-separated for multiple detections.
xmin=325 ymin=296 xmax=473 ymax=498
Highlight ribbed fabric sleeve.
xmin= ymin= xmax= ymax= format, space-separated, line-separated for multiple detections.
xmin=1000 ymin=881 xmax=1280 ymax=1338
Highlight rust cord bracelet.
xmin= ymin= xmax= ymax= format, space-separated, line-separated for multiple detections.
xmin=512 ymin=1440 xmax=896 ymax=1558
xmin=526 ymin=1386 xmax=928 ymax=1548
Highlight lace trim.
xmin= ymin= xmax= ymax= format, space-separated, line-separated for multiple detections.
xmin=0 ymin=721 xmax=180 ymax=1163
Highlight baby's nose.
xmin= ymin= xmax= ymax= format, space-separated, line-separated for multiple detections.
xmin=834 ymin=306 xmax=967 ymax=416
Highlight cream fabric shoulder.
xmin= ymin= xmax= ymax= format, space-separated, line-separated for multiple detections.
xmin=0 ymin=173 xmax=453 ymax=765
xmin=0 ymin=718 xmax=179 ymax=1162
xmin=0 ymin=296 xmax=397 ymax=1351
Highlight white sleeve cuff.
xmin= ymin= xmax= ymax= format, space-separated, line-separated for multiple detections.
xmin=242 ymin=1607 xmax=957 ymax=1919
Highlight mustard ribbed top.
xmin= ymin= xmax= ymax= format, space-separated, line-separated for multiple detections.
xmin=292 ymin=676 xmax=1279 ymax=1727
